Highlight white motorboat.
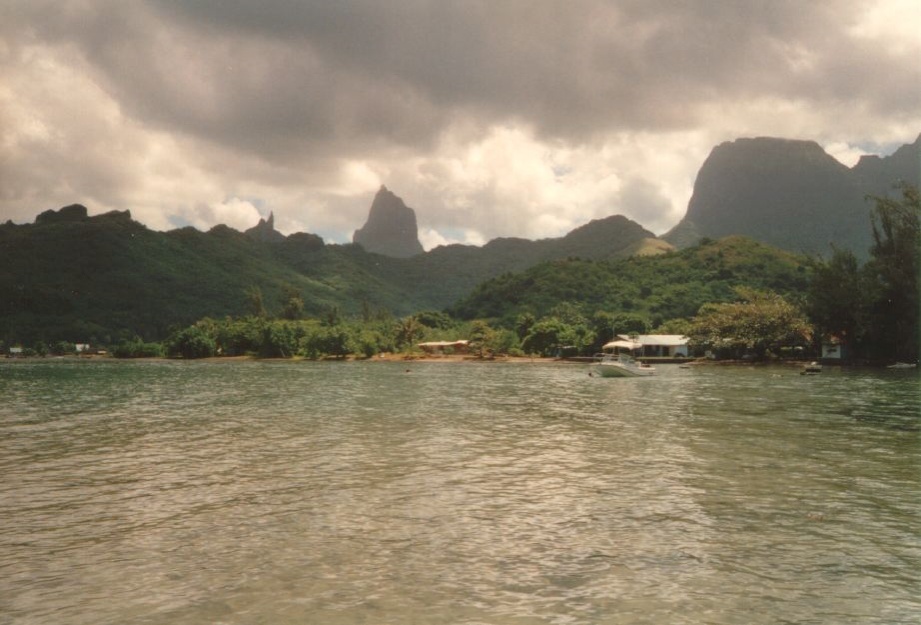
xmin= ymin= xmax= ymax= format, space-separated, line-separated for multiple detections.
xmin=595 ymin=353 xmax=656 ymax=378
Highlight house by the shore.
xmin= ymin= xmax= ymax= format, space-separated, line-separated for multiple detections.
xmin=607 ymin=334 xmax=690 ymax=358
xmin=417 ymin=340 xmax=469 ymax=355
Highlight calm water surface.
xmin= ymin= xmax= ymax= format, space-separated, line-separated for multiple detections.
xmin=1 ymin=359 xmax=918 ymax=624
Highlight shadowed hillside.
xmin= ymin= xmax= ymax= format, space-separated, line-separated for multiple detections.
xmin=664 ymin=135 xmax=920 ymax=257
xmin=0 ymin=204 xmax=659 ymax=344
xmin=450 ymin=236 xmax=811 ymax=325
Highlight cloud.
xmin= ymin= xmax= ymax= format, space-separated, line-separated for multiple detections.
xmin=0 ymin=0 xmax=918 ymax=247
xmin=172 ymin=198 xmax=263 ymax=232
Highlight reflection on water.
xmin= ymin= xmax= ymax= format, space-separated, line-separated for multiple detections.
xmin=1 ymin=360 xmax=919 ymax=624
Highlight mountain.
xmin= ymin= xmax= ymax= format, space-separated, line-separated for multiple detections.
xmin=352 ymin=186 xmax=425 ymax=257
xmin=663 ymin=134 xmax=921 ymax=257
xmin=244 ymin=211 xmax=286 ymax=243
xmin=16 ymin=130 xmax=913 ymax=346
xmin=0 ymin=203 xmax=659 ymax=345
xmin=0 ymin=207 xmax=330 ymax=343
xmin=450 ymin=236 xmax=812 ymax=324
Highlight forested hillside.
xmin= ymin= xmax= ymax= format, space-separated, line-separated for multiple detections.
xmin=0 ymin=206 xmax=657 ymax=345
xmin=450 ymin=236 xmax=811 ymax=327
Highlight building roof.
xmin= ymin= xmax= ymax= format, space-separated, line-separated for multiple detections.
xmin=603 ymin=339 xmax=643 ymax=350
xmin=417 ymin=340 xmax=469 ymax=348
xmin=616 ymin=334 xmax=689 ymax=346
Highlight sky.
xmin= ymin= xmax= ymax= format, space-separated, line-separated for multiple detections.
xmin=1 ymin=1 xmax=919 ymax=249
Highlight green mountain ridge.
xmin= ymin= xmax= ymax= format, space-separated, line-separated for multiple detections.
xmin=450 ymin=235 xmax=812 ymax=326
xmin=5 ymin=133 xmax=917 ymax=347
xmin=0 ymin=205 xmax=660 ymax=344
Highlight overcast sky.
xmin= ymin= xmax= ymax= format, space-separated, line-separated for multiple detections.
xmin=2 ymin=1 xmax=919 ymax=248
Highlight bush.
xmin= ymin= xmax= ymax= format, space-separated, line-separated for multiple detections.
xmin=166 ymin=326 xmax=216 ymax=359
xmin=113 ymin=340 xmax=164 ymax=358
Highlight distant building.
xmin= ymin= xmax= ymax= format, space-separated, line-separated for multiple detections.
xmin=8 ymin=347 xmax=23 ymax=357
xmin=605 ymin=334 xmax=690 ymax=358
xmin=75 ymin=343 xmax=91 ymax=353
xmin=417 ymin=340 xmax=469 ymax=355
xmin=821 ymin=336 xmax=849 ymax=361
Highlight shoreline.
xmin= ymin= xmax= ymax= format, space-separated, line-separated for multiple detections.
xmin=4 ymin=353 xmax=902 ymax=368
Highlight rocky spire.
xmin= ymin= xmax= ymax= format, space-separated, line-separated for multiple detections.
xmin=352 ymin=186 xmax=424 ymax=258
xmin=245 ymin=210 xmax=285 ymax=243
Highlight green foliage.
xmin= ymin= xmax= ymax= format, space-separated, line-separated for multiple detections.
xmin=652 ymin=318 xmax=694 ymax=335
xmin=51 ymin=341 xmax=76 ymax=355
xmin=6 ymin=196 xmax=916 ymax=365
xmin=301 ymin=325 xmax=354 ymax=359
xmin=521 ymin=318 xmax=572 ymax=357
xmin=245 ymin=285 xmax=268 ymax=318
xmin=1 ymin=203 xmax=664 ymax=347
xmin=610 ymin=313 xmax=651 ymax=336
xmin=396 ymin=316 xmax=424 ymax=351
xmin=166 ymin=325 xmax=217 ymax=359
xmin=112 ymin=340 xmax=164 ymax=358
xmin=689 ymin=287 xmax=811 ymax=358
xmin=260 ymin=321 xmax=301 ymax=357
xmin=467 ymin=320 xmax=497 ymax=358
xmin=279 ymin=284 xmax=305 ymax=320
xmin=807 ymin=248 xmax=869 ymax=350
xmin=806 ymin=185 xmax=920 ymax=362
xmin=413 ymin=310 xmax=455 ymax=330
xmin=515 ymin=312 xmax=536 ymax=340
xmin=452 ymin=236 xmax=811 ymax=330
xmin=866 ymin=185 xmax=919 ymax=362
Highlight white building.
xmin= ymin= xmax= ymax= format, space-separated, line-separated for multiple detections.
xmin=605 ymin=334 xmax=690 ymax=358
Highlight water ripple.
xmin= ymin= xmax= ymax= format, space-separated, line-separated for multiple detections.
xmin=0 ymin=360 xmax=918 ymax=624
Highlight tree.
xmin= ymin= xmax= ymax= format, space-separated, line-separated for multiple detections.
xmin=521 ymin=318 xmax=571 ymax=356
xmin=865 ymin=185 xmax=919 ymax=362
xmin=396 ymin=315 xmax=423 ymax=350
xmin=549 ymin=302 xmax=587 ymax=327
xmin=610 ymin=312 xmax=650 ymax=336
xmin=468 ymin=320 xmax=498 ymax=358
xmin=414 ymin=310 xmax=454 ymax=330
xmin=52 ymin=340 xmax=75 ymax=355
xmin=300 ymin=325 xmax=352 ymax=359
xmin=260 ymin=321 xmax=299 ymax=358
xmin=244 ymin=285 xmax=267 ymax=318
xmin=279 ymin=284 xmax=305 ymax=320
xmin=323 ymin=305 xmax=341 ymax=326
xmin=689 ymin=287 xmax=811 ymax=358
xmin=166 ymin=325 xmax=216 ymax=359
xmin=515 ymin=312 xmax=536 ymax=341
xmin=652 ymin=318 xmax=694 ymax=336
xmin=807 ymin=248 xmax=870 ymax=357
xmin=589 ymin=311 xmax=617 ymax=353
xmin=318 ymin=325 xmax=353 ymax=359
xmin=353 ymin=328 xmax=387 ymax=358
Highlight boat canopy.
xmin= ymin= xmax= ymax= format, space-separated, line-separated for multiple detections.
xmin=603 ymin=339 xmax=642 ymax=351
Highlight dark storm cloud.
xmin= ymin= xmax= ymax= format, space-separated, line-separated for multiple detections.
xmin=1 ymin=0 xmax=918 ymax=241
xmin=12 ymin=0 xmax=918 ymax=160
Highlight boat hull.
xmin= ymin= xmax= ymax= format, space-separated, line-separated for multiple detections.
xmin=596 ymin=359 xmax=656 ymax=377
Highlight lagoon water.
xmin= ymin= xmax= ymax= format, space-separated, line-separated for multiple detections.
xmin=0 ymin=359 xmax=919 ymax=624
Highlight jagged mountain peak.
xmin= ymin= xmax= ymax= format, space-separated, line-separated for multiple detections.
xmin=352 ymin=186 xmax=424 ymax=258
xmin=245 ymin=211 xmax=285 ymax=243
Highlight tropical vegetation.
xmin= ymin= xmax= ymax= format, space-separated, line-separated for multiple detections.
xmin=2 ymin=187 xmax=917 ymax=364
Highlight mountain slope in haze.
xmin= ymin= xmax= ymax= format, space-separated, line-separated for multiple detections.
xmin=663 ymin=134 xmax=921 ymax=256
